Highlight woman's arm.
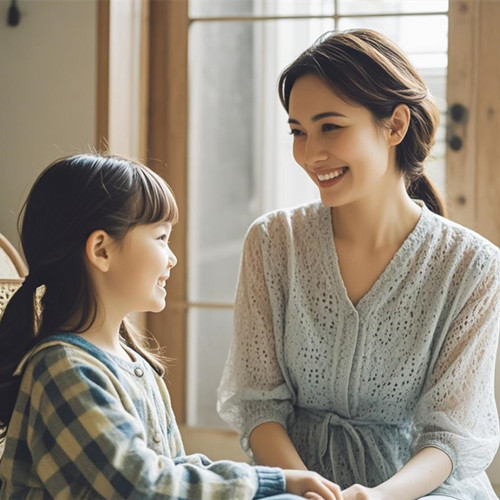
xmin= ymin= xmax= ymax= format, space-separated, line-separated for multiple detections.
xmin=249 ymin=422 xmax=308 ymax=470
xmin=342 ymin=446 xmax=452 ymax=500
xmin=376 ymin=446 xmax=452 ymax=499
xmin=345 ymin=250 xmax=500 ymax=500
xmin=218 ymin=221 xmax=296 ymax=453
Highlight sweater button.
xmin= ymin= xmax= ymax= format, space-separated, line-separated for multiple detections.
xmin=153 ymin=433 xmax=161 ymax=443
xmin=134 ymin=367 xmax=144 ymax=378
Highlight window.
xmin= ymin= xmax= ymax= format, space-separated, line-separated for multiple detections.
xmin=186 ymin=0 xmax=449 ymax=428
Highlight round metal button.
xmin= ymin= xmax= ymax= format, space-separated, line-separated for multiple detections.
xmin=134 ymin=367 xmax=144 ymax=378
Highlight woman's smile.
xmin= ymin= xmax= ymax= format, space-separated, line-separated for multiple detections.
xmin=314 ymin=166 xmax=349 ymax=187
xmin=288 ymin=74 xmax=398 ymax=208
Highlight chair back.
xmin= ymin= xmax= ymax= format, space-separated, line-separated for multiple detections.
xmin=0 ymin=233 xmax=27 ymax=318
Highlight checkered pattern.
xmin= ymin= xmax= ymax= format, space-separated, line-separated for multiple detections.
xmin=0 ymin=334 xmax=285 ymax=499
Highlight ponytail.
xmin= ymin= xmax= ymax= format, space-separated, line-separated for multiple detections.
xmin=407 ymin=174 xmax=447 ymax=217
xmin=0 ymin=280 xmax=39 ymax=438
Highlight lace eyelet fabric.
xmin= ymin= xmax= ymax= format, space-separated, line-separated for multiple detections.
xmin=218 ymin=200 xmax=500 ymax=499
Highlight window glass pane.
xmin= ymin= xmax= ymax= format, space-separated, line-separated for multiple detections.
xmin=188 ymin=19 xmax=331 ymax=303
xmin=187 ymin=308 xmax=233 ymax=428
xmin=190 ymin=0 xmax=334 ymax=18
xmin=338 ymin=15 xmax=448 ymax=195
xmin=338 ymin=0 xmax=447 ymax=15
xmin=339 ymin=15 xmax=448 ymax=56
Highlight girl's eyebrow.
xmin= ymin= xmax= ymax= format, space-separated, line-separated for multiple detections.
xmin=288 ymin=111 xmax=347 ymax=125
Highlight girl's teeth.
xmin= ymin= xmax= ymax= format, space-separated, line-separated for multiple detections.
xmin=317 ymin=168 xmax=346 ymax=182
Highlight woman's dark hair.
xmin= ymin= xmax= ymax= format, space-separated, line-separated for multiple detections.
xmin=278 ymin=29 xmax=446 ymax=216
xmin=0 ymin=153 xmax=178 ymax=437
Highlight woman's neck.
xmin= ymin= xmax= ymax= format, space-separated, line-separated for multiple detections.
xmin=331 ymin=182 xmax=421 ymax=250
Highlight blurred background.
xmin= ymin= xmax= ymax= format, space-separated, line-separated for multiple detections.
xmin=0 ymin=0 xmax=499 ymax=489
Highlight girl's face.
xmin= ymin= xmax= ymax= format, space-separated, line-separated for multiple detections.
xmin=288 ymin=74 xmax=400 ymax=208
xmin=106 ymin=222 xmax=177 ymax=314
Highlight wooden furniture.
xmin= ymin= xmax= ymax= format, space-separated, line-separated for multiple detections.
xmin=0 ymin=233 xmax=27 ymax=318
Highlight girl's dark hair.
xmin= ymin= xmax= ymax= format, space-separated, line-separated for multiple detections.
xmin=278 ymin=29 xmax=446 ymax=216
xmin=0 ymin=153 xmax=178 ymax=437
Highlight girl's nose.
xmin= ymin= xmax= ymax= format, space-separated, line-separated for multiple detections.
xmin=168 ymin=251 xmax=177 ymax=270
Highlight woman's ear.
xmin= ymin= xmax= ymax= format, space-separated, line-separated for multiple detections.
xmin=388 ymin=104 xmax=411 ymax=146
xmin=85 ymin=230 xmax=113 ymax=273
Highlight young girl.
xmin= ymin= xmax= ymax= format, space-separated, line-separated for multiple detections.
xmin=218 ymin=29 xmax=500 ymax=500
xmin=0 ymin=154 xmax=343 ymax=500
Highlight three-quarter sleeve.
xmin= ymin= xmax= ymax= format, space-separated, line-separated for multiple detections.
xmin=412 ymin=252 xmax=500 ymax=479
xmin=218 ymin=221 xmax=294 ymax=454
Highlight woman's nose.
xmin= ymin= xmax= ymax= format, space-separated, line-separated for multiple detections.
xmin=304 ymin=137 xmax=328 ymax=165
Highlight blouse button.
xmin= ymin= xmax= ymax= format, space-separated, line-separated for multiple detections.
xmin=134 ymin=367 xmax=144 ymax=378
xmin=153 ymin=433 xmax=162 ymax=443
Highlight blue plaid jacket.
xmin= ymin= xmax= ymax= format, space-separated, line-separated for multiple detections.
xmin=0 ymin=333 xmax=285 ymax=499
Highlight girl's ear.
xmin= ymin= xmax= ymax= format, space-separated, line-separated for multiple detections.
xmin=85 ymin=230 xmax=113 ymax=273
xmin=388 ymin=104 xmax=411 ymax=146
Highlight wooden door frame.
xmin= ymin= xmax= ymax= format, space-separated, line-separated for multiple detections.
xmin=97 ymin=0 xmax=110 ymax=150
xmin=147 ymin=0 xmax=189 ymax=423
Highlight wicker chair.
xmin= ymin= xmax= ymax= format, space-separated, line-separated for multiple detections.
xmin=0 ymin=233 xmax=27 ymax=455
xmin=0 ymin=233 xmax=27 ymax=319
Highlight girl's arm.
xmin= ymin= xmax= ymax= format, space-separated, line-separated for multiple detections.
xmin=249 ymin=422 xmax=308 ymax=470
xmin=342 ymin=446 xmax=452 ymax=500
xmin=14 ymin=347 xmax=342 ymax=500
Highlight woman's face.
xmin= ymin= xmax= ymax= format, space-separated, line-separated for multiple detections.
xmin=288 ymin=74 xmax=401 ymax=208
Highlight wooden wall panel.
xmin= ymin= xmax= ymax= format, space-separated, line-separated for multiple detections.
xmin=475 ymin=1 xmax=500 ymax=244
xmin=446 ymin=0 xmax=478 ymax=228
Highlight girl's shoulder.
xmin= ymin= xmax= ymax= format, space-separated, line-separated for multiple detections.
xmin=16 ymin=334 xmax=122 ymax=386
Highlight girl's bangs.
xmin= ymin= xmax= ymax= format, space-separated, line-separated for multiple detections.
xmin=132 ymin=166 xmax=179 ymax=226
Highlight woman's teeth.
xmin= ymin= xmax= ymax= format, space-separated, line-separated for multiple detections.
xmin=317 ymin=167 xmax=347 ymax=182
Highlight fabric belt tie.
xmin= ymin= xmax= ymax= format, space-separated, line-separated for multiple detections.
xmin=318 ymin=412 xmax=368 ymax=486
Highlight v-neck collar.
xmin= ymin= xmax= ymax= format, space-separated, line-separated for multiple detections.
xmin=319 ymin=200 xmax=430 ymax=314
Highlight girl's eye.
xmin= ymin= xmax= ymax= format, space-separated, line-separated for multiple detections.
xmin=158 ymin=234 xmax=168 ymax=241
xmin=289 ymin=129 xmax=304 ymax=137
xmin=322 ymin=123 xmax=341 ymax=132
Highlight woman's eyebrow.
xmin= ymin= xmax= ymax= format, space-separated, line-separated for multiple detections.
xmin=288 ymin=111 xmax=347 ymax=125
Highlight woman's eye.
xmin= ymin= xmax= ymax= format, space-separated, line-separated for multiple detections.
xmin=158 ymin=234 xmax=168 ymax=241
xmin=322 ymin=123 xmax=341 ymax=132
xmin=289 ymin=129 xmax=304 ymax=137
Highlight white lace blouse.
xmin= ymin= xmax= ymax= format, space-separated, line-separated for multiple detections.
xmin=218 ymin=200 xmax=500 ymax=499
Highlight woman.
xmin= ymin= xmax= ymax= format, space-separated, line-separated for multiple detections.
xmin=218 ymin=29 xmax=500 ymax=500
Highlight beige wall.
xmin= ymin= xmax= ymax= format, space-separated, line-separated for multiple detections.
xmin=0 ymin=0 xmax=97 ymax=249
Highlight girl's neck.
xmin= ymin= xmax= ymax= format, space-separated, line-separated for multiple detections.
xmin=64 ymin=310 xmax=132 ymax=361
xmin=331 ymin=181 xmax=421 ymax=249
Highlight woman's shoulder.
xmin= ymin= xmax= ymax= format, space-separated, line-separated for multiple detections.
xmin=246 ymin=200 xmax=324 ymax=237
xmin=423 ymin=205 xmax=500 ymax=271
